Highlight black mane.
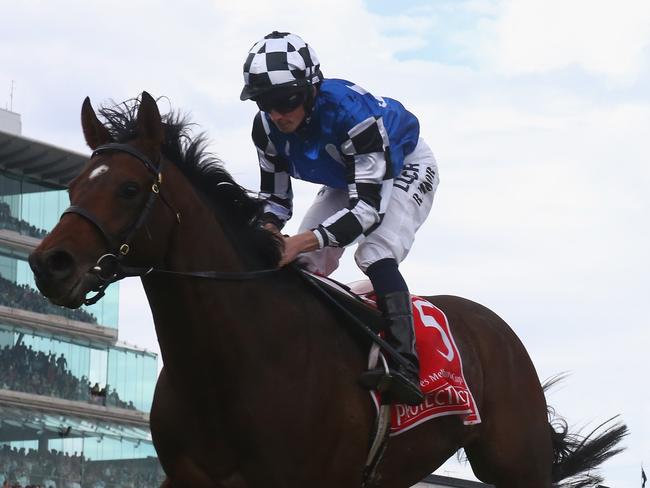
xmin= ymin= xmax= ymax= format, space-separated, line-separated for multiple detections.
xmin=98 ymin=95 xmax=282 ymax=268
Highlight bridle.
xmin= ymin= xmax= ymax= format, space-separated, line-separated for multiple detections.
xmin=62 ymin=142 xmax=177 ymax=304
xmin=62 ymin=142 xmax=279 ymax=306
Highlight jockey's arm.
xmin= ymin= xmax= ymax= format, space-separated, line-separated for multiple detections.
xmin=312 ymin=115 xmax=393 ymax=249
xmin=252 ymin=112 xmax=293 ymax=229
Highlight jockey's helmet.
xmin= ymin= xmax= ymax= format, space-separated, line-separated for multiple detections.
xmin=240 ymin=31 xmax=322 ymax=102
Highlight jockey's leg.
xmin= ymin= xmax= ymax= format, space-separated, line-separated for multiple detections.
xmin=363 ymin=258 xmax=423 ymax=406
xmin=371 ymin=263 xmax=419 ymax=372
xmin=355 ymin=138 xmax=439 ymax=405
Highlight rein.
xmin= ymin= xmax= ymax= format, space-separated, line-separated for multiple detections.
xmin=62 ymin=143 xmax=280 ymax=305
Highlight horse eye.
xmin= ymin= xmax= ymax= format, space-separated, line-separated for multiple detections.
xmin=119 ymin=182 xmax=141 ymax=199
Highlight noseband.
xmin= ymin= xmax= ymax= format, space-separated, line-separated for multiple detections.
xmin=62 ymin=143 xmax=179 ymax=304
xmin=61 ymin=143 xmax=280 ymax=306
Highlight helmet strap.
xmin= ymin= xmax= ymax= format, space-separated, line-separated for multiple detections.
xmin=294 ymin=85 xmax=317 ymax=132
xmin=303 ymin=84 xmax=318 ymax=118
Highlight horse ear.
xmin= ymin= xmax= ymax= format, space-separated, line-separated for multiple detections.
xmin=81 ymin=97 xmax=112 ymax=150
xmin=136 ymin=91 xmax=164 ymax=149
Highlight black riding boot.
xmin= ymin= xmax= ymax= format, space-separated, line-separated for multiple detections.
xmin=360 ymin=291 xmax=424 ymax=406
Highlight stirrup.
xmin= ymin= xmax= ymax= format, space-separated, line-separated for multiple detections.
xmin=359 ymin=368 xmax=424 ymax=406
xmin=359 ymin=368 xmax=392 ymax=392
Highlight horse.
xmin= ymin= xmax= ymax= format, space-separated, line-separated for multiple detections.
xmin=28 ymin=92 xmax=627 ymax=488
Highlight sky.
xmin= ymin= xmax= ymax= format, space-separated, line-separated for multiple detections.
xmin=1 ymin=0 xmax=649 ymax=485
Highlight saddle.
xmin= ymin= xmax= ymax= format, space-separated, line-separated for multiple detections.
xmin=303 ymin=272 xmax=386 ymax=333
xmin=301 ymin=272 xmax=424 ymax=406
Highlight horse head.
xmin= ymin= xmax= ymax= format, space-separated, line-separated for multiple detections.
xmin=29 ymin=92 xmax=178 ymax=308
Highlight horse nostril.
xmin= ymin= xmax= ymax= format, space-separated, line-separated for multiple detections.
xmin=45 ymin=250 xmax=76 ymax=280
xmin=28 ymin=252 xmax=45 ymax=279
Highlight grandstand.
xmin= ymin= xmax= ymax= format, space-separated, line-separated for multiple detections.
xmin=0 ymin=107 xmax=163 ymax=487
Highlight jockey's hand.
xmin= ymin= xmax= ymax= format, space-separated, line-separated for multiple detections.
xmin=278 ymin=231 xmax=320 ymax=267
xmin=263 ymin=222 xmax=282 ymax=235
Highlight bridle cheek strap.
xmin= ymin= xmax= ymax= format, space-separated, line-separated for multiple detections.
xmin=61 ymin=143 xmax=171 ymax=304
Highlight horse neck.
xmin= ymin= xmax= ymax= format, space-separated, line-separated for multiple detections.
xmin=161 ymin=163 xmax=243 ymax=273
xmin=138 ymin=170 xmax=369 ymax=429
xmin=140 ymin=163 xmax=266 ymax=384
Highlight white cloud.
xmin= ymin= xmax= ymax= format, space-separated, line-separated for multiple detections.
xmin=484 ymin=0 xmax=650 ymax=81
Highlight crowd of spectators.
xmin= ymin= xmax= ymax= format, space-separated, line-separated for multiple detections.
xmin=0 ymin=277 xmax=98 ymax=325
xmin=79 ymin=458 xmax=164 ymax=488
xmin=0 ymin=202 xmax=48 ymax=240
xmin=0 ymin=343 xmax=136 ymax=410
xmin=0 ymin=445 xmax=164 ymax=488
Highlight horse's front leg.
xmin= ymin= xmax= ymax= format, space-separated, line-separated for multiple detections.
xmin=159 ymin=459 xmax=249 ymax=488
xmin=152 ymin=369 xmax=246 ymax=487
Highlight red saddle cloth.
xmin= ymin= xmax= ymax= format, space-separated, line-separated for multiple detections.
xmin=365 ymin=293 xmax=481 ymax=435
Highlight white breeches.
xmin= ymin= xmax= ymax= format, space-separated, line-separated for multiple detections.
xmin=297 ymin=138 xmax=439 ymax=275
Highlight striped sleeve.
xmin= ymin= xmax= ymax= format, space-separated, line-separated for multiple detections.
xmin=313 ymin=115 xmax=394 ymax=248
xmin=252 ymin=112 xmax=293 ymax=228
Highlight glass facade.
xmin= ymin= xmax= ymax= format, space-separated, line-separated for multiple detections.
xmin=0 ymin=172 xmax=65 ymax=239
xmin=0 ymin=451 xmax=164 ymax=488
xmin=106 ymin=348 xmax=158 ymax=413
xmin=0 ymin=254 xmax=119 ymax=329
xmin=0 ymin=448 xmax=164 ymax=488
xmin=1 ymin=154 xmax=163 ymax=486
xmin=0 ymin=171 xmax=119 ymax=328
xmin=48 ymin=437 xmax=158 ymax=462
xmin=0 ymin=405 xmax=156 ymax=460
xmin=0 ymin=325 xmax=156 ymax=412
xmin=0 ymin=405 xmax=165 ymax=486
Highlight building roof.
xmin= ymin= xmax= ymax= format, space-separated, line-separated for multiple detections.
xmin=0 ymin=129 xmax=88 ymax=188
xmin=0 ymin=107 xmax=21 ymax=135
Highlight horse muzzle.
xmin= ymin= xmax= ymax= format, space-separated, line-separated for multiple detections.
xmin=28 ymin=248 xmax=101 ymax=308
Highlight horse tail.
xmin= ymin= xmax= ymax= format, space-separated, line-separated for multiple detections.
xmin=543 ymin=376 xmax=629 ymax=488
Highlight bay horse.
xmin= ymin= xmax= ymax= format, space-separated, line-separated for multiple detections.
xmin=29 ymin=92 xmax=627 ymax=488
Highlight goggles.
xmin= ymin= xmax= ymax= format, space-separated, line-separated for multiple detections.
xmin=255 ymin=89 xmax=307 ymax=114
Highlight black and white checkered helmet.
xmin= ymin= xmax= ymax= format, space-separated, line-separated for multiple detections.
xmin=240 ymin=31 xmax=322 ymax=101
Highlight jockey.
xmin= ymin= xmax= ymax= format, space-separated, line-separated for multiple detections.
xmin=240 ymin=31 xmax=439 ymax=406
